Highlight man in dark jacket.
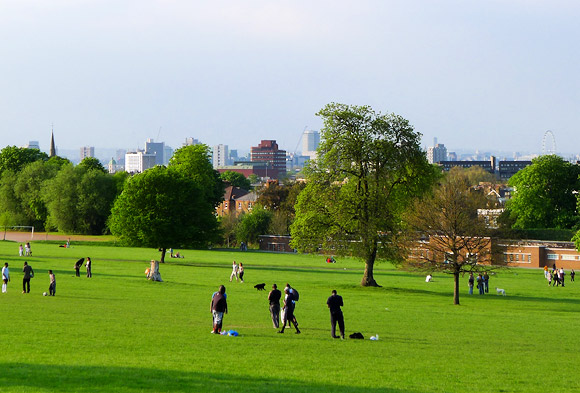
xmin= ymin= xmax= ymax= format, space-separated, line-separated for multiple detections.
xmin=268 ymin=284 xmax=282 ymax=328
xmin=210 ymin=285 xmax=228 ymax=334
xmin=327 ymin=289 xmax=345 ymax=339
xmin=22 ymin=261 xmax=34 ymax=294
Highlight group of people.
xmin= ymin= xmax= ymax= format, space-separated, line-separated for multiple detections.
xmin=1 ymin=261 xmax=54 ymax=295
xmin=18 ymin=242 xmax=32 ymax=257
xmin=468 ymin=272 xmax=490 ymax=295
xmin=74 ymin=257 xmax=92 ymax=278
xmin=210 ymin=281 xmax=346 ymax=339
xmin=229 ymin=260 xmax=245 ymax=283
xmin=545 ymin=265 xmax=574 ymax=286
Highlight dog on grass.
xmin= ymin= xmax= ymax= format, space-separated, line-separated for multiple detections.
xmin=495 ymin=287 xmax=506 ymax=296
xmin=254 ymin=283 xmax=266 ymax=291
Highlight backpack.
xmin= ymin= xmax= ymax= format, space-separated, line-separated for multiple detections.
xmin=291 ymin=288 xmax=299 ymax=302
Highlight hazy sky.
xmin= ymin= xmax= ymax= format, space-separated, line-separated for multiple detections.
xmin=1 ymin=0 xmax=578 ymax=155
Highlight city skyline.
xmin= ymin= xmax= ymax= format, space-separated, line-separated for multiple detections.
xmin=1 ymin=1 xmax=579 ymax=154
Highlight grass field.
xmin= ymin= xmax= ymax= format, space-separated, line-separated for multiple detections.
xmin=0 ymin=240 xmax=579 ymax=392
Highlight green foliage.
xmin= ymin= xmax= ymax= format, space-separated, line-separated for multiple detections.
xmin=169 ymin=144 xmax=224 ymax=208
xmin=236 ymin=208 xmax=272 ymax=245
xmin=220 ymin=171 xmax=251 ymax=190
xmin=0 ymin=145 xmax=48 ymax=177
xmin=78 ymin=157 xmax=107 ymax=173
xmin=446 ymin=165 xmax=498 ymax=185
xmin=507 ymin=155 xmax=580 ymax=229
xmin=291 ymin=103 xmax=438 ymax=286
xmin=109 ymin=166 xmax=219 ymax=250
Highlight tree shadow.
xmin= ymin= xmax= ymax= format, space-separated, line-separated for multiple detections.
xmin=0 ymin=363 xmax=420 ymax=393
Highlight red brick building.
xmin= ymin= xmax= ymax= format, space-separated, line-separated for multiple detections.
xmin=250 ymin=140 xmax=286 ymax=179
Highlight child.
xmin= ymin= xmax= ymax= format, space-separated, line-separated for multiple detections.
xmin=48 ymin=270 xmax=56 ymax=296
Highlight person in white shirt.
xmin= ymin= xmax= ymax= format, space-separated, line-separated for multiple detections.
xmin=2 ymin=263 xmax=9 ymax=293
xmin=229 ymin=261 xmax=239 ymax=282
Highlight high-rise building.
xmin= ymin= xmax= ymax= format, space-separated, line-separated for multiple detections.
xmin=164 ymin=145 xmax=174 ymax=164
xmin=302 ymin=130 xmax=320 ymax=160
xmin=427 ymin=143 xmax=447 ymax=164
xmin=80 ymin=146 xmax=95 ymax=161
xmin=183 ymin=137 xmax=200 ymax=146
xmin=250 ymin=140 xmax=286 ymax=179
xmin=145 ymin=138 xmax=165 ymax=166
xmin=25 ymin=141 xmax=40 ymax=150
xmin=213 ymin=144 xmax=229 ymax=168
xmin=125 ymin=150 xmax=156 ymax=173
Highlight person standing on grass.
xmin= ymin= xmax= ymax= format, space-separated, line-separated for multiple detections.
xmin=327 ymin=290 xmax=345 ymax=339
xmin=22 ymin=261 xmax=33 ymax=293
xmin=238 ymin=262 xmax=244 ymax=283
xmin=48 ymin=270 xmax=56 ymax=296
xmin=543 ymin=265 xmax=549 ymax=279
xmin=559 ymin=268 xmax=565 ymax=287
xmin=547 ymin=270 xmax=552 ymax=286
xmin=18 ymin=244 xmax=23 ymax=257
xmin=468 ymin=273 xmax=474 ymax=295
xmin=483 ymin=272 xmax=490 ymax=293
xmin=210 ymin=285 xmax=228 ymax=334
xmin=86 ymin=257 xmax=92 ymax=278
xmin=2 ymin=263 xmax=10 ymax=293
xmin=268 ymin=284 xmax=282 ymax=328
xmin=571 ymin=269 xmax=575 ymax=282
xmin=229 ymin=261 xmax=238 ymax=282
xmin=278 ymin=287 xmax=300 ymax=334
xmin=25 ymin=242 xmax=31 ymax=256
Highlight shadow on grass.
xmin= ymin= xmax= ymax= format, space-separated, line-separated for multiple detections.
xmin=0 ymin=363 xmax=418 ymax=393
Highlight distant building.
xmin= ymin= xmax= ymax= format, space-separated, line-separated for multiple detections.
xmin=107 ymin=157 xmax=123 ymax=174
xmin=438 ymin=157 xmax=532 ymax=180
xmin=250 ymin=140 xmax=286 ymax=179
xmin=145 ymin=138 xmax=165 ymax=166
xmin=49 ymin=131 xmax=56 ymax=157
xmin=302 ymin=130 xmax=320 ymax=160
xmin=183 ymin=137 xmax=200 ymax=146
xmin=427 ymin=144 xmax=447 ymax=164
xmin=215 ymin=186 xmax=257 ymax=217
xmin=213 ymin=144 xmax=229 ymax=168
xmin=80 ymin=146 xmax=95 ymax=161
xmin=125 ymin=150 xmax=156 ymax=173
xmin=164 ymin=145 xmax=174 ymax=164
xmin=25 ymin=141 xmax=40 ymax=150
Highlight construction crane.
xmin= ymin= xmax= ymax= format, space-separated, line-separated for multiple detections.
xmin=293 ymin=126 xmax=308 ymax=156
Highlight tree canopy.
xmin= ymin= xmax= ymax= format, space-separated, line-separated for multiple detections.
xmin=0 ymin=146 xmax=48 ymax=177
xmin=109 ymin=166 xmax=219 ymax=261
xmin=404 ymin=173 xmax=505 ymax=305
xmin=220 ymin=171 xmax=251 ymax=190
xmin=506 ymin=155 xmax=580 ymax=229
xmin=290 ymin=103 xmax=438 ymax=286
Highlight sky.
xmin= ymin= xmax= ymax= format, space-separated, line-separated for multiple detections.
xmin=1 ymin=0 xmax=579 ymax=156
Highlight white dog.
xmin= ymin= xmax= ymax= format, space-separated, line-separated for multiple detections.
xmin=495 ymin=287 xmax=506 ymax=296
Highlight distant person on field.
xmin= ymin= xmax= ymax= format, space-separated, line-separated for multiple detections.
xmin=543 ymin=265 xmax=549 ymax=278
xmin=48 ymin=270 xmax=56 ymax=296
xmin=268 ymin=284 xmax=282 ymax=328
xmin=468 ymin=273 xmax=474 ymax=295
xmin=2 ymin=263 xmax=10 ymax=293
xmin=571 ymin=269 xmax=575 ymax=282
xmin=477 ymin=274 xmax=484 ymax=295
xmin=552 ymin=268 xmax=560 ymax=286
xmin=210 ymin=285 xmax=228 ymax=334
xmin=238 ymin=262 xmax=244 ymax=283
xmin=327 ymin=289 xmax=345 ymax=339
xmin=25 ymin=242 xmax=31 ymax=256
xmin=278 ymin=287 xmax=300 ymax=334
xmin=229 ymin=261 xmax=239 ymax=282
xmin=483 ymin=272 xmax=490 ymax=293
xmin=86 ymin=257 xmax=92 ymax=278
xmin=74 ymin=258 xmax=84 ymax=277
xmin=559 ymin=268 xmax=565 ymax=287
xmin=22 ymin=261 xmax=34 ymax=293
xmin=18 ymin=244 xmax=23 ymax=257
xmin=547 ymin=270 xmax=552 ymax=286
xmin=425 ymin=274 xmax=432 ymax=282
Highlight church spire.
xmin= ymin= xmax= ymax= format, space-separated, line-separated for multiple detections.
xmin=50 ymin=125 xmax=56 ymax=157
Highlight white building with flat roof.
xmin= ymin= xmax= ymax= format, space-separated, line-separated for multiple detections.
xmin=125 ymin=150 xmax=156 ymax=173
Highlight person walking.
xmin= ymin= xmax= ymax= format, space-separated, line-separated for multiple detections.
xmin=2 ymin=263 xmax=9 ymax=293
xmin=559 ymin=268 xmax=565 ymax=287
xmin=18 ymin=244 xmax=23 ymax=257
xmin=547 ymin=270 xmax=552 ymax=286
xmin=571 ymin=269 xmax=575 ymax=282
xmin=25 ymin=242 xmax=31 ymax=256
xmin=86 ymin=257 xmax=92 ymax=278
xmin=229 ymin=261 xmax=239 ymax=282
xmin=278 ymin=287 xmax=300 ymax=334
xmin=468 ymin=273 xmax=474 ymax=295
xmin=327 ymin=289 xmax=345 ymax=339
xmin=477 ymin=274 xmax=484 ymax=295
xmin=48 ymin=270 xmax=56 ymax=296
xmin=210 ymin=285 xmax=228 ymax=334
xmin=268 ymin=284 xmax=282 ymax=329
xmin=22 ymin=261 xmax=34 ymax=293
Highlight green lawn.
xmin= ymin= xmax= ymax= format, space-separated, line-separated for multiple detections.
xmin=0 ymin=240 xmax=579 ymax=392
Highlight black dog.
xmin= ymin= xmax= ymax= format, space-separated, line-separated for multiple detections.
xmin=254 ymin=283 xmax=266 ymax=291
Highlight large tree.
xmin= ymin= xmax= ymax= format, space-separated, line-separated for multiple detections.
xmin=404 ymin=173 xmax=505 ymax=305
xmin=290 ymin=103 xmax=437 ymax=286
xmin=109 ymin=166 xmax=219 ymax=262
xmin=506 ymin=155 xmax=580 ymax=229
xmin=0 ymin=146 xmax=48 ymax=177
xmin=220 ymin=171 xmax=251 ymax=190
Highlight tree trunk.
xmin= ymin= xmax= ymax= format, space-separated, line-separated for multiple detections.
xmin=453 ymin=271 xmax=460 ymax=305
xmin=160 ymin=248 xmax=166 ymax=263
xmin=361 ymin=247 xmax=380 ymax=287
xmin=148 ymin=260 xmax=163 ymax=282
